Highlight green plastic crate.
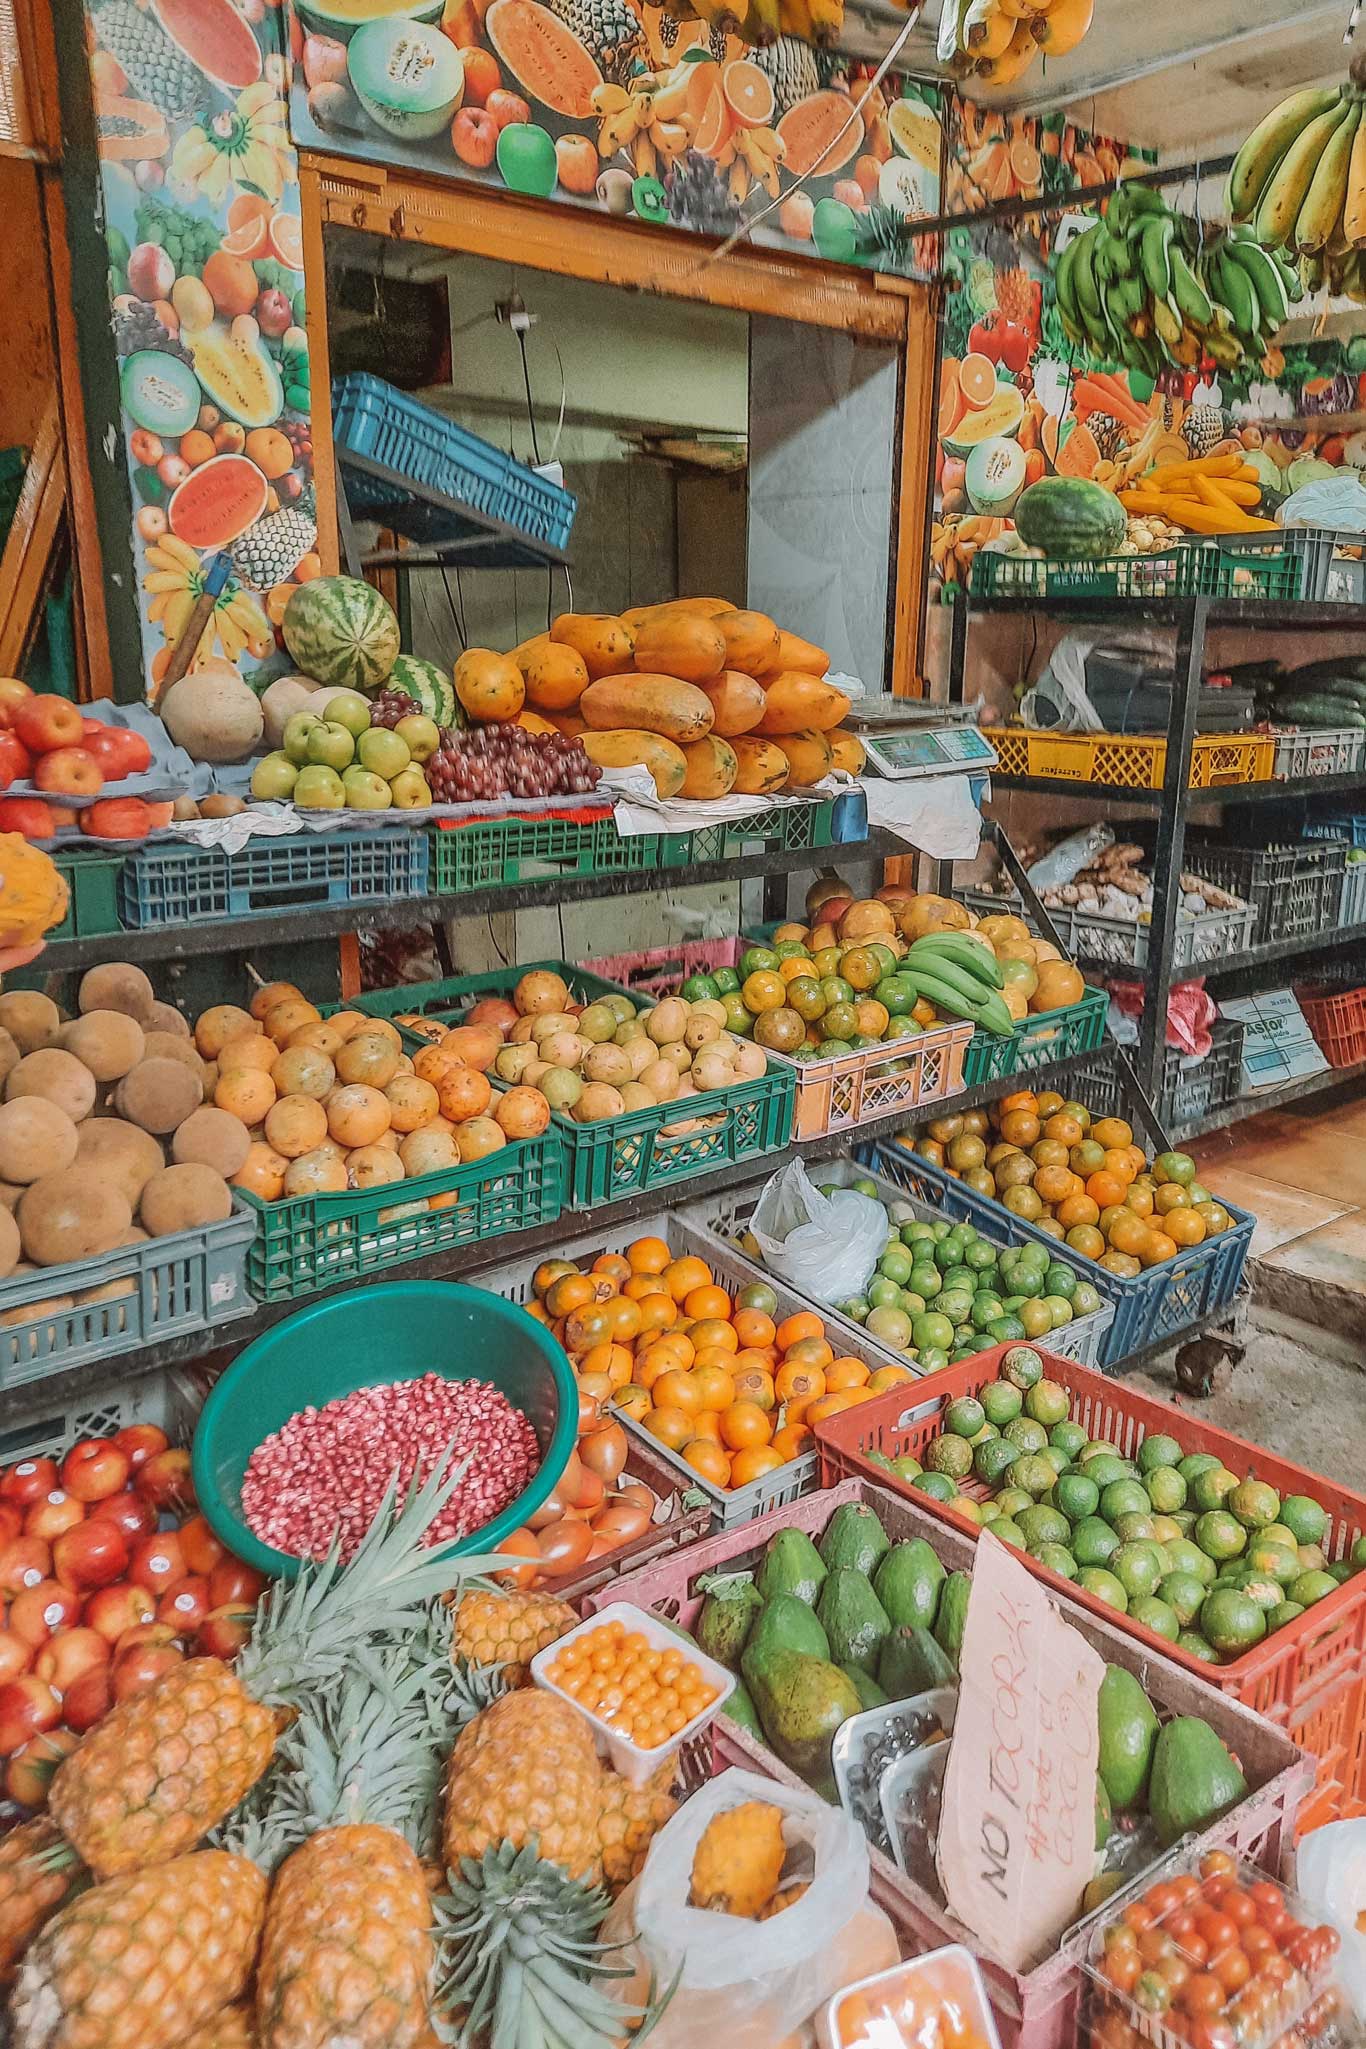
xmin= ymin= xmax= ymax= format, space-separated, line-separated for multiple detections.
xmin=961 ymin=1027 xmax=1019 ymax=1089
xmin=1012 ymin=985 xmax=1108 ymax=1071
xmin=354 ymin=963 xmax=796 ymax=1207
xmin=429 ymin=813 xmax=666 ymax=892
xmin=660 ymin=800 xmax=841 ymax=867
xmin=239 ymin=1133 xmax=566 ymax=1301
xmin=48 ymin=851 xmax=124 ymax=941
xmin=973 ymin=543 xmax=1303 ymax=604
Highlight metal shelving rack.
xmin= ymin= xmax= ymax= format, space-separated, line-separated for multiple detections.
xmin=945 ymin=588 xmax=1366 ymax=1141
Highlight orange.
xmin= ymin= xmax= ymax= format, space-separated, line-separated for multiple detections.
xmin=1031 ymin=1139 xmax=1070 ymax=1170
xmin=580 ymin=1342 xmax=634 ymax=1388
xmin=1034 ymin=1164 xmax=1079 ymax=1207
xmin=1043 ymin=1113 xmax=1083 ymax=1146
xmin=1154 ymin=1183 xmax=1190 ymax=1215
xmin=775 ymin=1310 xmax=823 ymax=1350
xmin=1125 ymin=1144 xmax=1148 ymax=1176
xmin=564 ymin=1303 xmax=617 ymax=1354
xmin=691 ymin=1363 xmax=736 ymax=1412
xmin=533 ymin=1258 xmax=577 ymax=1297
xmin=636 ymin=1294 xmax=678 ymax=1336
xmin=771 ymin=1421 xmax=813 ymax=1463
xmin=730 ymin=1365 xmax=776 ymax=1410
xmin=593 ymin=1253 xmax=632 ymax=1286
xmin=684 ymin=1283 xmax=732 ymax=1322
xmin=719 ymin=1400 xmax=772 ymax=1450
xmin=1087 ymin=1171 xmax=1126 ymax=1209
xmin=1165 ymin=1209 xmax=1206 ymax=1247
xmin=733 ymin=1307 xmax=776 ymax=1349
xmin=652 ymin=1369 xmax=704 ymax=1416
xmin=1101 ymin=1150 xmax=1137 ymax=1185
xmin=778 ymin=954 xmax=812 ymax=983
xmin=628 ymin=1235 xmax=671 ymax=1274
xmin=1123 ymin=1184 xmax=1155 ymax=1218
xmin=1066 ymin=1224 xmax=1106 ymax=1261
xmin=688 ymin=1411 xmax=724 ymax=1443
xmin=730 ymin=1446 xmax=787 ymax=1486
xmin=782 ymin=1392 xmax=820 ymax=1427
xmin=606 ymin=1295 xmax=643 ymax=1342
xmin=998 ymin=1090 xmax=1039 ymax=1116
xmin=775 ymin=1360 xmax=826 ymax=1404
xmin=825 ymin=1355 xmax=871 ymax=1391
xmin=623 ymin=1273 xmax=669 ymax=1302
xmin=216 ymin=1068 xmax=277 ymax=1125
xmin=663 ymin=1255 xmax=711 ymax=1302
xmin=691 ymin=1342 xmax=739 ymax=1373
xmin=867 ymin=1364 xmax=915 ymax=1393
xmin=1140 ymin=1230 xmax=1177 ymax=1266
xmin=688 ymin=1316 xmax=738 ymax=1354
xmin=1107 ymin=1212 xmax=1152 ymax=1258
xmin=1092 ymin=1117 xmax=1134 ymax=1150
xmin=218 ymin=1034 xmax=279 ymax=1075
xmin=682 ymin=1439 xmax=732 ymax=1486
xmin=806 ymin=1391 xmax=862 ymax=1424
xmin=741 ymin=970 xmax=786 ymax=1013
xmin=1000 ymin=1109 xmax=1041 ymax=1147
xmin=782 ymin=1334 xmax=834 ymax=1374
xmin=642 ymin=1407 xmax=692 ymax=1451
xmin=525 ymin=1300 xmax=552 ymax=1326
xmin=546 ymin=1272 xmax=596 ymax=1317
xmin=1057 ymin=1193 xmax=1100 ymax=1230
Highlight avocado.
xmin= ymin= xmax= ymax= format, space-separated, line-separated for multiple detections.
xmin=1097 ymin=1665 xmax=1160 ymax=1811
xmin=744 ymin=1591 xmax=831 ymax=1666
xmin=722 ymin=1677 xmax=763 ymax=1740
xmin=873 ymin=1539 xmax=946 ymax=1631
xmin=840 ymin=1662 xmax=889 ymax=1711
xmin=696 ymin=1580 xmax=763 ymax=1670
xmin=743 ymin=1647 xmax=863 ymax=1794
xmin=819 ymin=1503 xmax=890 ymax=1577
xmin=1095 ymin=1776 xmax=1112 ymax=1851
xmin=817 ymin=1568 xmax=892 ymax=1675
xmin=1148 ymin=1717 xmax=1248 ymax=1847
xmin=879 ymin=1623 xmax=957 ymax=1699
xmin=933 ymin=1571 xmax=972 ymax=1671
xmin=756 ymin=1527 xmax=828 ymax=1607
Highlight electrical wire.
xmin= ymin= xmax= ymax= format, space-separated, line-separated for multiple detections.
xmin=440 ymin=565 xmax=466 ymax=649
xmin=517 ymin=326 xmax=543 ymax=465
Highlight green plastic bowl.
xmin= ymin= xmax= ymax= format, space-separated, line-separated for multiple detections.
xmin=191 ymin=1280 xmax=578 ymax=1580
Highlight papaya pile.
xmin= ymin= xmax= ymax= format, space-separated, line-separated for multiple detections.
xmin=505 ymin=598 xmax=862 ymax=800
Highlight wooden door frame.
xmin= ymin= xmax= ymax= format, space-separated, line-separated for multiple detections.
xmin=298 ymin=150 xmax=937 ymax=699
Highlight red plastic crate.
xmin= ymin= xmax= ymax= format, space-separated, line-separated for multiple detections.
xmin=588 ymin=1476 xmax=1312 ymax=2049
xmin=1296 ymin=983 xmax=1366 ymax=1068
xmin=812 ymin=1344 xmax=1366 ymax=1828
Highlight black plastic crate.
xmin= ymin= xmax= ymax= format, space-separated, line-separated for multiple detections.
xmin=1182 ymin=833 xmax=1347 ymax=945
xmin=1064 ymin=1020 xmax=1245 ymax=1136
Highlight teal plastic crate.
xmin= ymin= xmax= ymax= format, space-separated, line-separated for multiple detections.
xmin=1012 ymin=986 xmax=1108 ymax=1071
xmin=48 ymin=850 xmax=124 ymax=940
xmin=961 ymin=1027 xmax=1019 ymax=1089
xmin=661 ymin=798 xmax=844 ymax=867
xmin=429 ymin=813 xmax=665 ymax=893
xmin=355 ymin=963 xmax=795 ymax=1207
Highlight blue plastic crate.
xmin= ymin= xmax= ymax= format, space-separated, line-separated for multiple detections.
xmin=858 ymin=1140 xmax=1253 ymax=1370
xmin=1306 ymin=815 xmax=1366 ymax=851
xmin=332 ymin=373 xmax=576 ymax=555
xmin=118 ymin=828 xmax=430 ymax=928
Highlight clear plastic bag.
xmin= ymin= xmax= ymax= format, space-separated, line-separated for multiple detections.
xmin=1296 ymin=1819 xmax=1366 ymax=2020
xmin=601 ymin=1768 xmax=896 ymax=2046
xmin=749 ymin=1160 xmax=888 ymax=1305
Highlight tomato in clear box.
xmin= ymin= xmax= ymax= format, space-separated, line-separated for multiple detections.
xmin=825 ymin=1950 xmax=998 ymax=2049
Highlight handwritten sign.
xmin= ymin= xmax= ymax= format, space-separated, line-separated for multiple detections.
xmin=936 ymin=1532 xmax=1104 ymax=1973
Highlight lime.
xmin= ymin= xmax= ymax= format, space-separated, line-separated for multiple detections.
xmin=919 ymin=1347 xmax=950 ymax=1374
xmin=1230 ymin=1479 xmax=1280 ymax=1530
xmin=891 ymin=1452 xmax=922 ymax=1481
xmin=992 ymin=1518 xmax=1026 ymax=1549
xmin=1177 ymin=1629 xmax=1219 ymax=1663
xmin=1353 ymin=1537 xmax=1366 ymax=1570
xmin=1179 ymin=1452 xmax=1224 ymax=1487
xmin=1153 ymin=1150 xmax=1196 ymax=1185
xmin=1332 ymin=1560 xmax=1355 ymax=1583
xmin=1072 ymin=1517 xmax=1120 ymax=1569
xmin=1169 ymin=1511 xmax=1198 ymax=1536
xmin=949 ymin=1496 xmax=984 ymax=1524
xmin=863 ymin=1449 xmax=894 ymax=1473
xmin=1157 ymin=1571 xmax=1207 ymax=1625
xmin=1078 ymin=1567 xmax=1128 ymax=1612
xmin=1240 ymin=1580 xmax=1284 ymax=1614
xmin=1297 ymin=1542 xmax=1329 ymax=1572
xmin=936 ymin=1289 xmax=975 ymax=1327
xmin=1072 ymin=1282 xmax=1103 ymax=1318
xmin=1003 ymin=1416 xmax=1047 ymax=1455
xmin=1044 ymin=1263 xmax=1078 ymax=1301
xmin=909 ymin=1265 xmax=942 ymax=1300
xmin=1137 ymin=1433 xmax=1183 ymax=1474
xmin=970 ymin=1421 xmax=999 ymax=1445
xmin=1245 ymin=1542 xmax=1300 ymax=1587
xmin=1017 ymin=1504 xmax=1069 ymax=1550
xmin=1191 ymin=1467 xmax=1240 ymax=1513
xmin=943 ymin=1396 xmax=986 ymax=1439
xmin=1131 ymin=1596 xmax=1179 ymax=1642
xmin=1150 ymin=1515 xmax=1183 ymax=1545
xmin=866 ymin=1307 xmax=912 ymax=1351
xmin=1053 ymin=1472 xmax=1100 ymax=1522
xmin=878 ymin=1245 xmax=914 ymax=1286
xmin=1100 ymin=1480 xmax=1150 ymax=1524
xmin=1290 ymin=1568 xmax=1338 ymax=1607
xmin=1010 ymin=1453 xmax=1059 ymax=1498
xmin=1001 ymin=1346 xmax=1044 ymax=1390
xmin=1051 ymin=1421 xmax=1088 ymax=1462
xmin=1194 ymin=1510 xmax=1247 ymax=1562
xmin=739 ymin=946 xmax=780 ymax=978
xmin=1113 ymin=1542 xmax=1164 ymax=1600
xmin=1260 ymin=1522 xmax=1299 ymax=1552
xmin=901 ymin=1220 xmax=936 ymax=1246
xmin=975 ymin=1439 xmax=1018 ymax=1486
xmin=1080 ymin=1439 xmax=1121 ymax=1464
xmin=995 ymin=1487 xmax=1033 ymax=1519
xmin=1024 ymin=1380 xmax=1070 ymax=1427
xmin=1143 ymin=1466 xmax=1187 ymax=1514
xmin=1037 ymin=1449 xmax=1068 ymax=1479
xmin=868 ymin=1277 xmax=902 ymax=1310
xmin=1280 ymin=1495 xmax=1328 ymax=1547
xmin=712 ymin=966 xmax=740 ymax=995
xmin=875 ymin=976 xmax=916 ymax=1016
xmin=1113 ymin=1513 xmax=1157 ymax=1546
xmin=1083 ymin=1454 xmax=1131 ymax=1491
xmin=723 ymin=994 xmax=755 ymax=1036
xmin=680 ymin=973 xmax=720 ymax=1001
xmin=986 ymin=1316 xmax=1026 ymax=1344
xmin=934 ymin=1232 xmax=966 ymax=1270
xmin=971 ymin=1296 xmax=1007 ymax=1334
xmin=912 ymin=1312 xmax=955 ymax=1352
xmin=1200 ymin=1587 xmax=1266 ymax=1654
xmin=925 ymin=1434 xmax=975 ymax=1481
xmin=1036 ymin=1543 xmax=1079 ymax=1580
xmin=910 ymin=1472 xmax=956 ymax=1503
xmin=977 ymin=1500 xmax=1001 ymax=1525
xmin=1268 ymin=1600 xmax=1305 ymax=1631
xmin=1019 ymin=1300 xmax=1054 ymax=1340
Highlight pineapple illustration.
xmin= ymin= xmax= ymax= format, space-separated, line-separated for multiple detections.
xmin=548 ymin=0 xmax=645 ymax=75
xmin=90 ymin=0 xmax=208 ymax=118
xmin=1182 ymin=405 xmax=1230 ymax=457
xmin=752 ymin=34 xmax=821 ymax=113
xmin=230 ymin=485 xmax=319 ymax=593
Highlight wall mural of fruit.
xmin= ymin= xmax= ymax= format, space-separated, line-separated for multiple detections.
xmin=87 ymin=0 xmax=315 ymax=697
xmin=288 ymin=3 xmax=941 ymax=273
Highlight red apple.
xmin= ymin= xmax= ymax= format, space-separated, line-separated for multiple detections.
xmin=0 ymin=732 xmax=32 ymax=788
xmin=83 ymin=1581 xmax=154 ymax=1644
xmin=0 ymin=1535 xmax=51 ymax=1596
xmin=133 ymin=1448 xmax=194 ymax=1512
xmin=34 ymin=748 xmax=103 ymax=797
xmin=0 ymin=1502 xmax=22 ymax=1546
xmin=81 ymin=726 xmax=152 ymax=780
xmin=1 ymin=1459 xmax=58 ymax=1507
xmin=5 ymin=1725 xmax=79 ymax=1805
xmin=88 ymin=1490 xmax=156 ymax=1541
xmin=61 ymin=1662 xmax=114 ymax=1734
xmin=128 ymin=1529 xmax=186 ymax=1598
xmin=81 ymin=797 xmax=153 ymax=840
xmin=485 ymin=89 xmax=529 ymax=129
xmin=452 ymin=105 xmax=497 ymax=168
xmin=34 ymin=1625 xmax=109 ymax=1690
xmin=62 ymin=1439 xmax=131 ymax=1503
xmin=208 ymin=1557 xmax=267 ymax=1608
xmin=113 ymin=1620 xmax=180 ymax=1657
xmin=157 ymin=1576 xmax=210 ymax=1635
xmin=0 ymin=796 xmax=54 ymax=839
xmin=25 ymin=1491 xmax=84 ymax=1543
xmin=52 ymin=1517 xmax=129 ymax=1592
xmin=0 ymin=1628 xmax=32 ymax=1682
xmin=111 ymin=1641 xmax=182 ymax=1702
xmin=197 ymin=1604 xmax=253 ymax=1659
xmin=11 ymin=695 xmax=83 ymax=755
xmin=0 ymin=677 xmax=33 ymax=727
xmin=177 ymin=1515 xmax=226 ymax=1577
xmin=9 ymin=1580 xmax=81 ymax=1648
xmin=0 ymin=1675 xmax=60 ymax=1752
xmin=112 ymin=1424 xmax=168 ymax=1471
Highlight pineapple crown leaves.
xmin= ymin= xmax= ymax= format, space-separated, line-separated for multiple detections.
xmin=271 ymin=1657 xmax=447 ymax=1852
xmin=238 ymin=1450 xmax=511 ymax=1709
xmin=432 ymin=1842 xmax=679 ymax=2049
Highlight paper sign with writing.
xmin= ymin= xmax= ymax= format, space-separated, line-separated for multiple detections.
xmin=936 ymin=1531 xmax=1104 ymax=1973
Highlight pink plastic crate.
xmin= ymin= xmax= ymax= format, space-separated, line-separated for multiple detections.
xmin=584 ymin=935 xmax=739 ymax=998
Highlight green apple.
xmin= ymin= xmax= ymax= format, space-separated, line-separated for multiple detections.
xmin=293 ymin=764 xmax=346 ymax=809
xmin=283 ymin=712 xmax=324 ymax=765
xmin=357 ymin=727 xmax=411 ymax=779
xmin=306 ymin=720 xmax=356 ymax=771
xmin=389 ymin=767 xmax=432 ymax=809
xmin=321 ymin=690 xmax=372 ymax=738
xmin=250 ymin=751 xmax=299 ymax=800
xmin=342 ymin=766 xmax=393 ymax=810
xmin=395 ymin=713 xmax=439 ymax=763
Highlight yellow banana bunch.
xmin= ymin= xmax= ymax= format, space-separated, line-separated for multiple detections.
xmin=1227 ymin=76 xmax=1366 ymax=292
xmin=143 ymin=537 xmax=271 ymax=664
xmin=953 ymin=0 xmax=1094 ymax=80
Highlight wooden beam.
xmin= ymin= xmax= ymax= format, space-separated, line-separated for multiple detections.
xmin=42 ymin=170 xmax=114 ymax=700
xmin=889 ymin=287 xmax=936 ymax=699
xmin=0 ymin=400 xmax=63 ymax=675
xmin=298 ymin=161 xmax=340 ymax=577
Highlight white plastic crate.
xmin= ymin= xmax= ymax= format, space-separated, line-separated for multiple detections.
xmin=1341 ymin=857 xmax=1366 ymax=932
xmin=959 ymin=887 xmax=1255 ymax=975
xmin=1271 ymin=726 xmax=1365 ymax=781
xmin=0 ymin=1366 xmax=207 ymax=1466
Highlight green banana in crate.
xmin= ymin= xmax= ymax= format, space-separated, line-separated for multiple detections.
xmin=906 ymin=934 xmax=1003 ymax=989
xmin=902 ymin=937 xmax=1015 ymax=1038
xmin=1227 ymin=71 xmax=1366 ymax=294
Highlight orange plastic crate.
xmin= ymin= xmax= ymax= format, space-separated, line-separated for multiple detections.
xmin=985 ymin=729 xmax=1274 ymax=791
xmin=1296 ymin=984 xmax=1366 ymax=1068
xmin=814 ymin=1342 xmax=1366 ymax=1829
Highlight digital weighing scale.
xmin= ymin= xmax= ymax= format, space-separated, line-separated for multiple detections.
xmin=842 ymin=698 xmax=998 ymax=782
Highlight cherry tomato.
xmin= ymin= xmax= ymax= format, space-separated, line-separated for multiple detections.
xmin=1200 ymin=1851 xmax=1237 ymax=1882
xmin=1171 ymin=1875 xmax=1202 ymax=1904
xmin=1133 ymin=1972 xmax=1172 ymax=2015
xmin=1220 ymin=1889 xmax=1256 ymax=1927
xmin=1144 ymin=1882 xmax=1184 ymax=1918
xmin=1138 ymin=1929 xmax=1175 ymax=1966
xmin=1185 ymin=2024 xmax=1237 ymax=2049
xmin=1104 ymin=1949 xmax=1141 ymax=1995
xmin=1155 ymin=1955 xmax=1191 ymax=1995
xmin=1179 ymin=1973 xmax=1227 ymax=2018
xmin=1241 ymin=1926 xmax=1278 ymax=1966
xmin=1248 ymin=1882 xmax=1285 ymax=1914
xmin=1103 ymin=1924 xmax=1140 ymax=1954
xmin=1123 ymin=1904 xmax=1155 ymax=1935
xmin=1197 ymin=1914 xmax=1239 ymax=1956
xmin=1212 ymin=1949 xmax=1251 ymax=1995
xmin=1176 ymin=1934 xmax=1210 ymax=1968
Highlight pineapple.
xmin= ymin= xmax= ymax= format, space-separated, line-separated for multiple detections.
xmin=183 ymin=2008 xmax=257 ymax=2048
xmin=752 ymin=33 xmax=821 ymax=113
xmin=448 ymin=1587 xmax=575 ymax=1683
xmin=1182 ymin=405 xmax=1229 ymax=457
xmin=49 ymin=1462 xmax=505 ymax=1880
xmin=0 ymin=1816 xmax=84 ymax=1985
xmin=689 ymin=1800 xmax=786 ymax=1917
xmin=597 ymin=1761 xmax=677 ymax=1895
xmin=10 ymin=1850 xmax=267 ymax=2049
xmin=443 ymin=1690 xmax=605 ymax=1884
xmin=229 ymin=488 xmax=318 ymax=593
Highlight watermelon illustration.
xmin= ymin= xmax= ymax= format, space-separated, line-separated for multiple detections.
xmin=168 ymin=454 xmax=270 ymax=548
xmin=388 ymin=653 xmax=456 ymax=722
xmin=282 ymin=576 xmax=400 ymax=692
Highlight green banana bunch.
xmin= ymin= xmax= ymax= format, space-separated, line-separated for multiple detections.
xmin=1226 ymin=76 xmax=1366 ymax=295
xmin=902 ymin=936 xmax=1015 ymax=1038
xmin=1055 ymin=179 xmax=1298 ymax=377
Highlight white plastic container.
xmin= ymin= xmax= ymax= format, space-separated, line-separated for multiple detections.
xmin=530 ymin=1600 xmax=734 ymax=1787
xmin=818 ymin=1942 xmax=1003 ymax=2049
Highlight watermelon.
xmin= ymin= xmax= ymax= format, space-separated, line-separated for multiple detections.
xmin=388 ymin=654 xmax=456 ymax=724
xmin=1014 ymin=477 xmax=1125 ymax=561
xmin=282 ymin=577 xmax=400 ymax=693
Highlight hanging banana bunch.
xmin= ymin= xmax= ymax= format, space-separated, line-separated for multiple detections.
xmin=1227 ymin=71 xmax=1366 ymax=300
xmin=941 ymin=0 xmax=1093 ymax=88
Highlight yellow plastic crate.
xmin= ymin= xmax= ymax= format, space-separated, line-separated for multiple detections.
xmin=985 ymin=729 xmax=1274 ymax=791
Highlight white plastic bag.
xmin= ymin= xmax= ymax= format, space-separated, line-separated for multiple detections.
xmin=750 ymin=1160 xmax=887 ymax=1304
xmin=1019 ymin=633 xmax=1104 ymax=733
xmin=604 ymin=1769 xmax=891 ymax=2046
xmin=1296 ymin=1819 xmax=1366 ymax=2020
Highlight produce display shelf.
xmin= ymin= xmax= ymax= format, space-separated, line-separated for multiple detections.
xmin=118 ymin=829 xmax=431 ymax=930
xmin=355 ymin=963 xmax=796 ymax=1207
xmin=968 ymin=596 xmax=1366 ymax=628
xmin=1178 ymin=1053 xmax=1366 ymax=1140
xmin=49 ymin=849 xmax=125 ymax=940
xmin=959 ymin=886 xmax=1257 ymax=977
xmin=988 ymin=768 xmax=1366 ymax=808
xmin=863 ymin=1141 xmax=1253 ymax=1369
xmin=428 ymin=812 xmax=665 ymax=893
xmin=591 ymin=1476 xmax=1313 ymax=2049
xmin=814 ymin=1343 xmax=1366 ymax=1829
xmin=1182 ymin=833 xmax=1347 ymax=947
xmin=659 ymin=793 xmax=857 ymax=866
xmin=1066 ymin=1019 xmax=1246 ymax=1134
xmin=985 ymin=729 xmax=1275 ymax=792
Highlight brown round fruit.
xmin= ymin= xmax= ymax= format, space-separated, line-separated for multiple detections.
xmin=139 ymin=1164 xmax=233 ymax=1237
xmin=77 ymin=964 xmax=156 ymax=1025
xmin=753 ymin=1007 xmax=805 ymax=1052
xmin=59 ymin=1012 xmax=146 ymax=1082
xmin=0 ymin=993 xmax=61 ymax=1055
xmin=0 ymin=1098 xmax=78 ymax=1183
xmin=114 ymin=1058 xmax=204 ymax=1136
xmin=169 ymin=1107 xmax=251 ymax=1179
xmin=5 ymin=1049 xmax=96 ymax=1124
xmin=18 ymin=1170 xmax=132 ymax=1265
xmin=74 ymin=1119 xmax=164 ymax=1206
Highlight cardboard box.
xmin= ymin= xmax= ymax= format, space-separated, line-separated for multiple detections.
xmin=1220 ymin=988 xmax=1330 ymax=1092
